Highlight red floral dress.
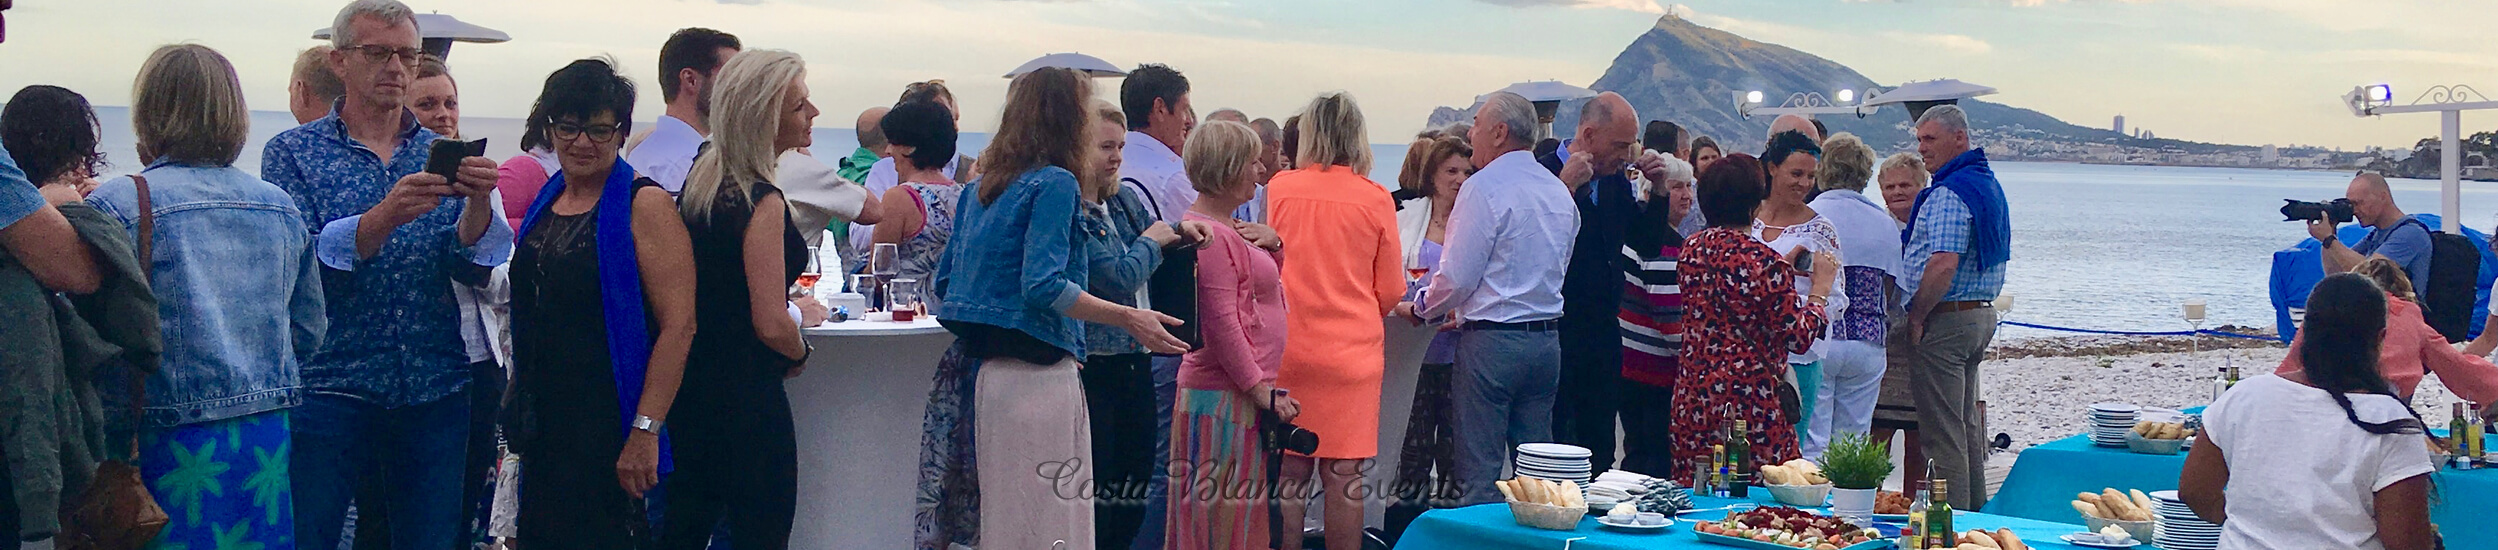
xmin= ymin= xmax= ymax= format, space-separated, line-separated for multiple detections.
xmin=1667 ymin=227 xmax=1828 ymax=482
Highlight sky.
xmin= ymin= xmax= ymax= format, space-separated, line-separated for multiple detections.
xmin=0 ymin=0 xmax=2489 ymax=151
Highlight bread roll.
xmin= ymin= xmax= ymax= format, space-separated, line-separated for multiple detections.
xmin=1966 ymin=531 xmax=2001 ymax=548
xmin=2129 ymin=489 xmax=2155 ymax=514
xmin=2099 ymin=489 xmax=2134 ymax=519
xmin=2071 ymin=500 xmax=2100 ymax=518
xmin=1496 ymin=479 xmax=1517 ymax=501
xmin=2077 ymin=492 xmax=2102 ymax=507
xmin=1995 ymin=528 xmax=2026 ymax=550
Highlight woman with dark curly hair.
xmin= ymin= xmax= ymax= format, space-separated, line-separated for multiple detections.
xmin=1 ymin=85 xmax=105 ymax=196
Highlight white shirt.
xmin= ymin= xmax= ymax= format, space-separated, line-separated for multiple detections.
xmin=1809 ymin=189 xmax=1905 ymax=294
xmin=777 ymin=150 xmax=870 ymax=248
xmin=1422 ymin=150 xmax=1580 ymax=323
xmin=624 ymin=114 xmax=703 ymax=194
xmin=453 ymin=190 xmax=513 ymax=366
xmin=2205 ymin=374 xmax=2433 ymax=550
xmin=1118 ymin=130 xmax=1194 ymax=224
xmin=1754 ymin=214 xmax=1847 ymax=365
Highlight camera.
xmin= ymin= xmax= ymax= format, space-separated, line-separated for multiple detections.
xmin=2281 ymin=198 xmax=2355 ymax=224
xmin=1260 ymin=410 xmax=1320 ymax=456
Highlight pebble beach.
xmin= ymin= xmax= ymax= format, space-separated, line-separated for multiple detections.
xmin=1981 ymin=329 xmax=2465 ymax=453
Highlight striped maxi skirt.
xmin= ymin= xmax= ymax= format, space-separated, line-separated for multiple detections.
xmin=1162 ymin=388 xmax=1271 ymax=550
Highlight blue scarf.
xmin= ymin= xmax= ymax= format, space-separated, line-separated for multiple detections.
xmin=516 ymin=156 xmax=670 ymax=472
xmin=1903 ymin=148 xmax=2011 ymax=269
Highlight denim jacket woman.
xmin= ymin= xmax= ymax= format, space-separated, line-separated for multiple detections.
xmin=88 ymin=159 xmax=326 ymax=427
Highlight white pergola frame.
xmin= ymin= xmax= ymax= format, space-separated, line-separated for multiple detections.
xmin=2346 ymin=84 xmax=2498 ymax=232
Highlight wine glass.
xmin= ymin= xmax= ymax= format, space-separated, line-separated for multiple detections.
xmin=851 ymin=273 xmax=883 ymax=312
xmin=794 ymin=246 xmax=823 ymax=297
xmin=889 ymin=278 xmax=922 ymax=322
xmin=871 ymin=243 xmax=901 ymax=280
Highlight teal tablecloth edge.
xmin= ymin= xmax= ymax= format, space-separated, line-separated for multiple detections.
xmin=1987 ymin=429 xmax=2498 ymax=550
xmin=1396 ymin=493 xmax=2104 ymax=550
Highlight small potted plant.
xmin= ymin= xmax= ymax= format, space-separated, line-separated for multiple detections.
xmin=1818 ymin=431 xmax=1894 ymax=523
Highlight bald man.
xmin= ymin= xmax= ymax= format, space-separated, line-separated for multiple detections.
xmin=840 ymin=106 xmax=890 ymax=182
xmin=1536 ymin=92 xmax=1666 ymax=474
xmin=1205 ymin=108 xmax=1248 ymax=125
xmin=1769 ymin=114 xmax=1822 ymax=143
xmin=2311 ymin=172 xmax=2432 ymax=285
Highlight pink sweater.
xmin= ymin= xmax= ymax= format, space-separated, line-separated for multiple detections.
xmin=2278 ymin=295 xmax=2498 ymax=403
xmin=1178 ymin=212 xmax=1287 ymax=392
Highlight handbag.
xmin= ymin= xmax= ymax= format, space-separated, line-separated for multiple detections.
xmin=58 ymin=174 xmax=170 ymax=550
xmin=1774 ymin=365 xmax=1803 ymax=424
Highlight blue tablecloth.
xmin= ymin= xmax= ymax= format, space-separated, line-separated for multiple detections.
xmin=1987 ymin=431 xmax=2498 ymax=549
xmin=1397 ymin=493 xmax=2100 ymax=549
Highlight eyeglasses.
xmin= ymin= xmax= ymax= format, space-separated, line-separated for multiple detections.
xmin=548 ymin=121 xmax=624 ymax=144
xmin=345 ymin=44 xmax=426 ymax=67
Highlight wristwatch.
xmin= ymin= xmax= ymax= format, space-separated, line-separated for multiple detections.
xmin=632 ymin=415 xmax=664 ymax=435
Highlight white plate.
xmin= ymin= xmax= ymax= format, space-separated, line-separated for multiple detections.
xmin=2062 ymin=534 xmax=2142 ymax=548
xmin=1518 ymin=443 xmax=1594 ymax=458
xmin=1596 ymin=516 xmax=1672 ymax=532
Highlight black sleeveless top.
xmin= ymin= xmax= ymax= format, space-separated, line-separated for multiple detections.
xmin=681 ymin=181 xmax=807 ymax=399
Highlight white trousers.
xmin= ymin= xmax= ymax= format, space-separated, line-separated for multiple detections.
xmin=1804 ymin=340 xmax=1887 ymax=459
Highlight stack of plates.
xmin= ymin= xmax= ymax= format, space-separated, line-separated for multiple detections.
xmin=1516 ymin=443 xmax=1593 ymax=485
xmin=2148 ymin=490 xmax=2220 ymax=550
xmin=2089 ymin=403 xmax=2142 ymax=447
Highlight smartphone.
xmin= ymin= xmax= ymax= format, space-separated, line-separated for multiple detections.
xmin=424 ymin=138 xmax=489 ymax=181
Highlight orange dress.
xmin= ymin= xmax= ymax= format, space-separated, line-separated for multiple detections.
xmin=1267 ymin=166 xmax=1406 ymax=458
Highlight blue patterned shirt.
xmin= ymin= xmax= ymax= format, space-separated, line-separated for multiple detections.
xmin=0 ymin=142 xmax=39 ymax=230
xmin=262 ymin=108 xmax=512 ymax=407
xmin=1902 ymin=189 xmax=2005 ymax=302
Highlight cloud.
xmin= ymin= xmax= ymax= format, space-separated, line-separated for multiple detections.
xmin=1881 ymin=31 xmax=1993 ymax=55
xmin=1475 ymin=0 xmax=1665 ymax=14
xmin=1667 ymin=4 xmax=1817 ymax=44
xmin=2165 ymin=43 xmax=2263 ymax=62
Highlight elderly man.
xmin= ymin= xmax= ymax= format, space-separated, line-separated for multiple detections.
xmin=262 ymin=1 xmax=512 ymax=546
xmin=1424 ymin=91 xmax=1581 ymax=505
xmin=1231 ymin=117 xmax=1283 ymax=223
xmin=290 ymin=45 xmax=346 ymax=124
xmin=1205 ymin=107 xmax=1248 ymax=125
xmin=1769 ymin=113 xmax=1822 ymax=143
xmin=1900 ymin=104 xmax=2010 ymax=510
xmin=840 ymin=106 xmax=888 ymax=182
xmin=1534 ymin=92 xmax=1663 ymax=474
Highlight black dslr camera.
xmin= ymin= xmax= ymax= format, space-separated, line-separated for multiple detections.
xmin=1260 ymin=391 xmax=1319 ymax=456
xmin=2281 ymin=198 xmax=2355 ymax=224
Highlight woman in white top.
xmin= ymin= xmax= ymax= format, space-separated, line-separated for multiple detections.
xmin=1802 ymin=133 xmax=1901 ymax=460
xmin=2182 ymin=273 xmax=2435 ymax=550
xmin=1753 ymin=130 xmax=1845 ymax=455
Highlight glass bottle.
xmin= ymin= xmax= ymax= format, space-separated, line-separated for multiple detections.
xmin=1924 ymin=479 xmax=1955 ymax=549
xmin=1727 ymin=419 xmax=1753 ymax=497
xmin=2210 ymin=366 xmax=2230 ymax=402
xmin=2464 ymin=402 xmax=2486 ymax=464
xmin=2226 ymin=363 xmax=2242 ymax=388
xmin=1709 ymin=444 xmax=1728 ymax=497
xmin=1905 ymin=485 xmax=1931 ymax=549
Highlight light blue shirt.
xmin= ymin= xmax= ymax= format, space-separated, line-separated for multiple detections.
xmin=1422 ymin=150 xmax=1581 ymax=323
xmin=0 ymin=142 xmax=38 ymax=230
xmin=1902 ymin=189 xmax=2006 ymax=302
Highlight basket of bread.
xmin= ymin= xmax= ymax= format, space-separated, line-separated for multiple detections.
xmin=1497 ymin=477 xmax=1588 ymax=530
xmin=2070 ymin=488 xmax=2157 ymax=541
xmin=1940 ymin=528 xmax=2030 ymax=550
xmin=2125 ymin=420 xmax=2193 ymax=455
xmin=1757 ymin=459 xmax=1833 ymax=507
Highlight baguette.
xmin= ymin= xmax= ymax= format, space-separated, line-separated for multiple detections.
xmin=1562 ymin=480 xmax=1584 ymax=508
xmin=1995 ymin=528 xmax=2027 ymax=550
xmin=2076 ymin=492 xmax=2103 ymax=508
xmin=2129 ymin=489 xmax=2155 ymax=515
xmin=1965 ymin=530 xmax=2001 ymax=549
xmin=2071 ymin=500 xmax=2101 ymax=519
xmin=1496 ymin=479 xmax=1517 ymax=501
xmin=2098 ymin=489 xmax=2135 ymax=519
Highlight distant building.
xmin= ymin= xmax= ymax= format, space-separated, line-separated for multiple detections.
xmin=2262 ymin=144 xmax=2279 ymax=163
xmin=2113 ymin=114 xmax=2125 ymax=136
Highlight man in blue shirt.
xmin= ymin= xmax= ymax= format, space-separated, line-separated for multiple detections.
xmin=1901 ymin=104 xmax=2010 ymax=510
xmin=262 ymin=2 xmax=510 ymax=548
xmin=2309 ymin=172 xmax=2432 ymax=286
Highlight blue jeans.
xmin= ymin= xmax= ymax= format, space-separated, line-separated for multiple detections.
xmin=1129 ymin=354 xmax=1181 ymax=550
xmin=1450 ymin=327 xmax=1560 ymax=507
xmin=294 ymin=389 xmax=472 ymax=550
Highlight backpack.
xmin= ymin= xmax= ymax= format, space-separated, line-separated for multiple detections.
xmin=2408 ymin=218 xmax=2481 ymax=342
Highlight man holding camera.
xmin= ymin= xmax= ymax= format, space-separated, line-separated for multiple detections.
xmin=2309 ymin=172 xmax=2432 ymax=286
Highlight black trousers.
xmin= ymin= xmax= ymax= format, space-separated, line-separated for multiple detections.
xmin=1386 ymin=363 xmax=1460 ymax=541
xmin=658 ymin=373 xmax=798 ymax=550
xmin=1079 ymin=353 xmax=1157 ymax=550
xmin=465 ymin=360 xmax=506 ymax=543
xmin=1617 ymin=381 xmax=1677 ymax=477
xmin=1552 ymin=316 xmax=1624 ymax=473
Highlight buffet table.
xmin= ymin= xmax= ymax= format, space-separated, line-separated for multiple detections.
xmin=787 ymin=318 xmax=952 ymax=549
xmin=1987 ymin=431 xmax=2498 ymax=548
xmin=1398 ymin=493 xmax=2101 ymax=549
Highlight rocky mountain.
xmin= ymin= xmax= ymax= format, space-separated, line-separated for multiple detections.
xmin=1430 ymin=15 xmax=2259 ymax=160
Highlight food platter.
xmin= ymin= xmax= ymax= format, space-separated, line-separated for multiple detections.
xmin=1691 ymin=506 xmax=1889 ymax=550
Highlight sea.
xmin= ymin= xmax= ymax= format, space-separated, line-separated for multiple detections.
xmin=71 ymin=109 xmax=2491 ymax=341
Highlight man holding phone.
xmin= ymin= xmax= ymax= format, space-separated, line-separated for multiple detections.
xmin=260 ymin=1 xmax=511 ymax=548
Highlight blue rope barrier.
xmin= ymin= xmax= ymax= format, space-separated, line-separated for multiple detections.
xmin=1998 ymin=320 xmax=2276 ymax=341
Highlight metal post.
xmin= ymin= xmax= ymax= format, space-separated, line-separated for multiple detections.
xmin=2446 ymin=110 xmax=2464 ymax=232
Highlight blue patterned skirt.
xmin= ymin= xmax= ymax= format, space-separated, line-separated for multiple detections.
xmin=140 ymin=410 xmax=293 ymax=550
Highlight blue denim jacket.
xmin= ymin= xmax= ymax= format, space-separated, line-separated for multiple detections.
xmin=1077 ymin=187 xmax=1161 ymax=357
xmin=262 ymin=108 xmax=512 ymax=407
xmin=88 ymin=162 xmax=328 ymax=426
xmin=935 ymin=166 xmax=1089 ymax=357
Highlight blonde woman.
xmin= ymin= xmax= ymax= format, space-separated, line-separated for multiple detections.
xmin=1267 ymin=91 xmax=1401 ymax=550
xmin=660 ymin=49 xmax=817 ymax=550
xmin=1166 ymin=121 xmax=1292 ymax=550
xmin=1802 ymin=133 xmax=1901 ymax=459
xmin=83 ymin=43 xmax=326 ymax=550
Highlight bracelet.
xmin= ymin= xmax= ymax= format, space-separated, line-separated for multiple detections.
xmin=1806 ymin=295 xmax=1829 ymax=305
